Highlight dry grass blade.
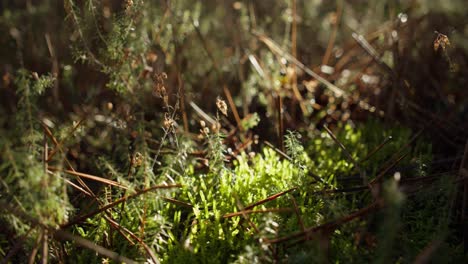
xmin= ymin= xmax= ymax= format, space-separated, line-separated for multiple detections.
xmin=231 ymin=136 xmax=253 ymax=157
xmin=233 ymin=196 xmax=278 ymax=259
xmin=48 ymin=166 xmax=128 ymax=189
xmin=370 ymin=152 xmax=408 ymax=186
xmin=41 ymin=230 xmax=48 ymax=264
xmin=244 ymin=188 xmax=296 ymax=211
xmin=61 ymin=184 xmax=182 ymax=228
xmin=359 ymin=136 xmax=393 ymax=164
xmin=351 ymin=32 xmax=395 ymax=76
xmin=253 ymin=30 xmax=345 ymax=97
xmin=59 ymin=175 xmax=93 ymax=196
xmin=248 ymin=54 xmax=265 ymax=78
xmin=234 ymin=197 xmax=261 ymax=236
xmin=290 ymin=194 xmax=305 ymax=232
xmin=102 ymin=216 xmax=158 ymax=263
xmin=223 ymin=85 xmax=242 ymax=129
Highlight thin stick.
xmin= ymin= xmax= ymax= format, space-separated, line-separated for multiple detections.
xmin=223 ymin=208 xmax=293 ymax=218
xmin=41 ymin=230 xmax=48 ymax=264
xmin=264 ymin=141 xmax=293 ymax=162
xmin=102 ymin=215 xmax=158 ymax=263
xmin=223 ymin=85 xmax=242 ymax=129
xmin=178 ymin=73 xmax=189 ymax=133
xmin=289 ymin=0 xmax=308 ymax=115
xmin=359 ymin=136 xmax=393 ymax=164
xmin=369 ymin=152 xmax=408 ymax=186
xmin=41 ymin=122 xmax=99 ymax=202
xmin=48 ymin=166 xmax=128 ymax=190
xmin=235 ymin=198 xmax=261 ymax=235
xmin=322 ymin=0 xmax=343 ymax=66
xmin=245 ymin=188 xmax=296 ymax=211
xmin=43 ymin=129 xmax=48 ymax=173
xmin=28 ymin=230 xmax=42 ymax=264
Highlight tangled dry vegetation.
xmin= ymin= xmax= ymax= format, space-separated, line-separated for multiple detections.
xmin=1 ymin=1 xmax=468 ymax=263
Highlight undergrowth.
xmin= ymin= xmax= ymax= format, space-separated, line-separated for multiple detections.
xmin=1 ymin=0 xmax=467 ymax=263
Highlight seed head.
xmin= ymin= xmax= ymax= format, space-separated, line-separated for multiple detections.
xmin=216 ymin=97 xmax=228 ymax=116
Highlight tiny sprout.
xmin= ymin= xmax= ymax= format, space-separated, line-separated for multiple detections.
xmin=216 ymin=97 xmax=228 ymax=116
xmin=433 ymin=31 xmax=450 ymax=52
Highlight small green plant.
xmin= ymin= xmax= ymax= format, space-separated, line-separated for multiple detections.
xmin=1 ymin=0 xmax=467 ymax=263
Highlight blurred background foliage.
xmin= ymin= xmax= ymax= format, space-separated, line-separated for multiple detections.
xmin=1 ymin=0 xmax=467 ymax=263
